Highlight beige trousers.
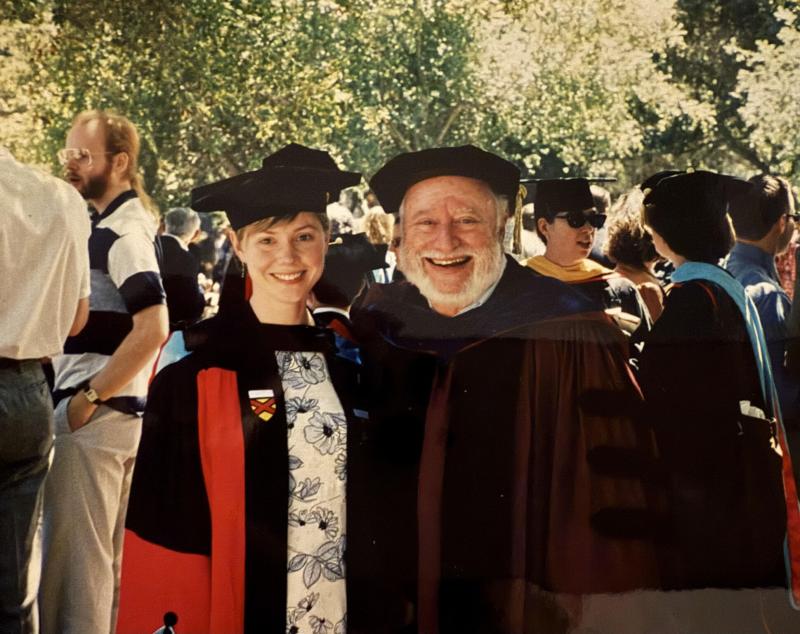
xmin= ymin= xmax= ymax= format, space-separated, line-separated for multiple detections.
xmin=38 ymin=400 xmax=141 ymax=634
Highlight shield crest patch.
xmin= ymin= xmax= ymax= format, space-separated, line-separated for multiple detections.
xmin=248 ymin=389 xmax=276 ymax=422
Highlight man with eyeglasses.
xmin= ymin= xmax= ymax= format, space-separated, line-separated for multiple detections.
xmin=40 ymin=111 xmax=168 ymax=634
xmin=525 ymin=178 xmax=651 ymax=351
xmin=726 ymin=174 xmax=800 ymax=472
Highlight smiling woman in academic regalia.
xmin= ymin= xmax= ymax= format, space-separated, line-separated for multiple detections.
xmin=116 ymin=145 xmax=368 ymax=634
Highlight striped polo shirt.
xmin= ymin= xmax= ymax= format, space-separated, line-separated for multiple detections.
xmin=52 ymin=190 xmax=165 ymax=415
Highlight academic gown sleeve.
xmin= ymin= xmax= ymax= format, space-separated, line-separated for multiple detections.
xmin=638 ymin=281 xmax=786 ymax=590
xmin=118 ymin=356 xmax=247 ymax=634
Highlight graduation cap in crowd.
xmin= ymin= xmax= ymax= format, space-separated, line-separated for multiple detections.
xmin=527 ymin=178 xmax=594 ymax=217
xmin=520 ymin=176 xmax=616 ymax=205
xmin=313 ymin=232 xmax=388 ymax=308
xmin=521 ymin=177 xmax=615 ymax=230
xmin=369 ymin=145 xmax=520 ymax=214
xmin=639 ymin=170 xmax=683 ymax=193
xmin=642 ymin=170 xmax=751 ymax=216
xmin=191 ymin=143 xmax=361 ymax=231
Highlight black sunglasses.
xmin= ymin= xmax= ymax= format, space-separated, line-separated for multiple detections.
xmin=554 ymin=210 xmax=607 ymax=229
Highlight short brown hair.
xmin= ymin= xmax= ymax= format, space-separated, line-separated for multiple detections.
xmin=728 ymin=174 xmax=793 ymax=241
xmin=604 ymin=189 xmax=658 ymax=267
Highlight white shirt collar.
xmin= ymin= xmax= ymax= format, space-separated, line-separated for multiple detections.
xmin=313 ymin=306 xmax=350 ymax=319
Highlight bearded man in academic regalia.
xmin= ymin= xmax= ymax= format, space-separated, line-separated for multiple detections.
xmin=346 ymin=146 xmax=665 ymax=634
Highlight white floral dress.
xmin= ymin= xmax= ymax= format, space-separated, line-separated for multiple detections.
xmin=277 ymin=350 xmax=347 ymax=634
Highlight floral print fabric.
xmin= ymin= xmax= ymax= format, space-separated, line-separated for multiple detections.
xmin=277 ymin=351 xmax=347 ymax=634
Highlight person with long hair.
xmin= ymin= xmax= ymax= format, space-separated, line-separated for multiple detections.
xmin=41 ymin=110 xmax=169 ymax=634
xmin=117 ymin=145 xmax=367 ymax=634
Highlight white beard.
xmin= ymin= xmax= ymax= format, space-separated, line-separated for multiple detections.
xmin=399 ymin=240 xmax=505 ymax=312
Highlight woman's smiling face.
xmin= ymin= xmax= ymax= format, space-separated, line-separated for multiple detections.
xmin=234 ymin=212 xmax=328 ymax=309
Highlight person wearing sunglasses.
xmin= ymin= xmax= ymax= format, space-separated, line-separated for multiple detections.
xmin=524 ymin=178 xmax=652 ymax=351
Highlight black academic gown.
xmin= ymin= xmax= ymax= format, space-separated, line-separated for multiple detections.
xmin=157 ymin=233 xmax=205 ymax=330
xmin=638 ymin=279 xmax=786 ymax=590
xmin=348 ymin=257 xmax=665 ymax=634
xmin=569 ymin=272 xmax=652 ymax=351
xmin=118 ymin=303 xmax=368 ymax=634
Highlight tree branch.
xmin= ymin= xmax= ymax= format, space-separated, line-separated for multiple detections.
xmin=387 ymin=120 xmax=414 ymax=152
xmin=435 ymin=103 xmax=465 ymax=145
xmin=717 ymin=123 xmax=771 ymax=173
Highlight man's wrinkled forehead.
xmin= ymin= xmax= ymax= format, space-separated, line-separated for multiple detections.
xmin=400 ymin=175 xmax=496 ymax=216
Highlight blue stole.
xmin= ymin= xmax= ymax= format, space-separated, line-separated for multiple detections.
xmin=671 ymin=261 xmax=800 ymax=608
xmin=671 ymin=262 xmax=776 ymax=415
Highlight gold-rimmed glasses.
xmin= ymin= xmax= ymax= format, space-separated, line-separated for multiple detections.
xmin=56 ymin=148 xmax=113 ymax=167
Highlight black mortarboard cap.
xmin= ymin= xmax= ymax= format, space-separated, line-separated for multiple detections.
xmin=530 ymin=178 xmax=594 ymax=220
xmin=191 ymin=143 xmax=361 ymax=231
xmin=314 ymin=233 xmax=387 ymax=306
xmin=369 ymin=145 xmax=520 ymax=214
xmin=639 ymin=170 xmax=683 ymax=193
xmin=642 ymin=170 xmax=751 ymax=216
xmin=327 ymin=233 xmax=387 ymax=273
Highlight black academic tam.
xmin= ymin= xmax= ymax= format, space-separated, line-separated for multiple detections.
xmin=190 ymin=143 xmax=361 ymax=231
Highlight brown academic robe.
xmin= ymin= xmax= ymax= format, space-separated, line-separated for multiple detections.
xmin=348 ymin=259 xmax=664 ymax=634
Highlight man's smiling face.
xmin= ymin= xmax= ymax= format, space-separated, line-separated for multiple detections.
xmin=399 ymin=175 xmax=505 ymax=316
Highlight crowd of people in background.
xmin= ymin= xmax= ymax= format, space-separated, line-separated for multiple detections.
xmin=3 ymin=109 xmax=800 ymax=634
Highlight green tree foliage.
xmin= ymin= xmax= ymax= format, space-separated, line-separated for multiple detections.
xmin=20 ymin=0 xmax=360 ymax=207
xmin=658 ymin=0 xmax=792 ymax=173
xmin=476 ymin=0 xmax=710 ymax=184
xmin=2 ymin=0 xmax=799 ymax=209
xmin=334 ymin=0 xmax=488 ymax=173
xmin=737 ymin=7 xmax=800 ymax=177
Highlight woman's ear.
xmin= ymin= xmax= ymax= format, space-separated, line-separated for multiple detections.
xmin=537 ymin=217 xmax=550 ymax=240
xmin=229 ymin=227 xmax=245 ymax=262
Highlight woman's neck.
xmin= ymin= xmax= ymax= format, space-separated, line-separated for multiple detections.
xmin=248 ymin=296 xmax=313 ymax=326
xmin=544 ymin=252 xmax=581 ymax=268
xmin=670 ymin=255 xmax=688 ymax=268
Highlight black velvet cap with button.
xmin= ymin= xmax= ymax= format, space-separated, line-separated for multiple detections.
xmin=529 ymin=178 xmax=595 ymax=220
xmin=369 ymin=145 xmax=520 ymax=215
xmin=639 ymin=170 xmax=684 ymax=193
xmin=328 ymin=233 xmax=388 ymax=274
xmin=191 ymin=143 xmax=361 ymax=231
xmin=314 ymin=233 xmax=389 ymax=307
xmin=642 ymin=170 xmax=751 ymax=218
